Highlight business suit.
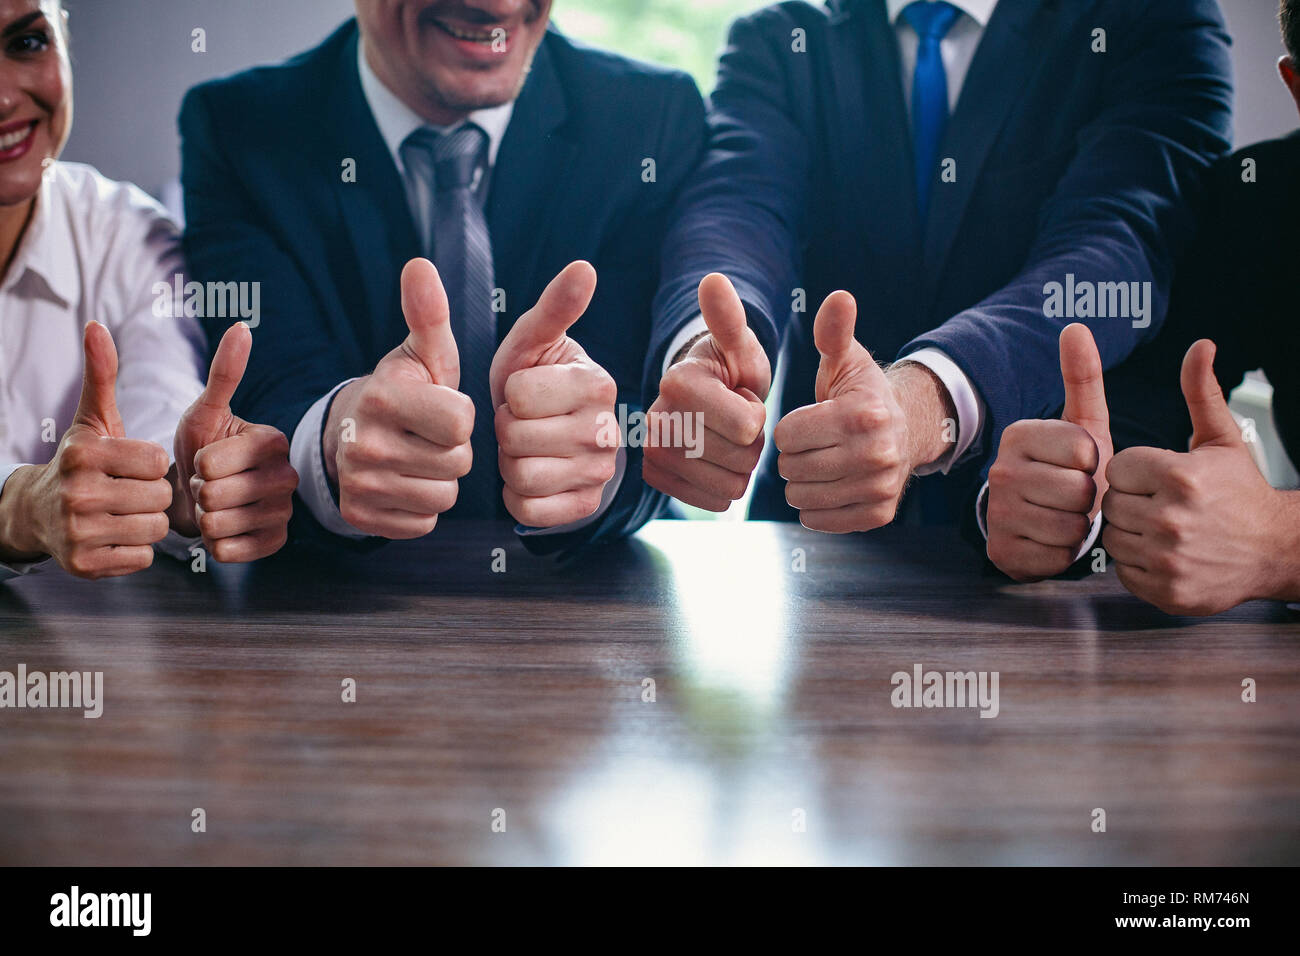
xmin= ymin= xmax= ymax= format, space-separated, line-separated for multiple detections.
xmin=1108 ymin=131 xmax=1300 ymax=469
xmin=649 ymin=0 xmax=1233 ymax=533
xmin=180 ymin=20 xmax=706 ymax=553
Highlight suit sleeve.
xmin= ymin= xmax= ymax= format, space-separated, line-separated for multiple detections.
xmin=179 ymin=85 xmax=358 ymax=449
xmin=179 ymin=84 xmax=381 ymax=549
xmin=900 ymin=0 xmax=1233 ymax=476
xmin=646 ymin=10 xmax=811 ymax=396
xmin=524 ymin=73 xmax=708 ymax=556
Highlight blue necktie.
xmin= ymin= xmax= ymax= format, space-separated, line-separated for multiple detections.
xmin=903 ymin=1 xmax=961 ymax=222
xmin=402 ymin=124 xmax=500 ymax=518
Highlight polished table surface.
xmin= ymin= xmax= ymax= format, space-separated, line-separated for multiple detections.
xmin=0 ymin=520 xmax=1296 ymax=866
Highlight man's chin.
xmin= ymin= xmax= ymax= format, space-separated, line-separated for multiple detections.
xmin=429 ymin=74 xmax=533 ymax=116
xmin=436 ymin=92 xmax=514 ymax=114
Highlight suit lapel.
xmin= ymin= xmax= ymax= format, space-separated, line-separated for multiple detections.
xmin=921 ymin=0 xmax=1081 ymax=283
xmin=486 ymin=33 xmax=576 ymax=335
xmin=327 ymin=26 xmax=422 ymax=356
xmin=829 ymin=1 xmax=922 ymax=278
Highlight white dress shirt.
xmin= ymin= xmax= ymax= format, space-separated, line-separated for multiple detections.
xmin=290 ymin=42 xmax=624 ymax=539
xmin=0 ymin=162 xmax=207 ymax=581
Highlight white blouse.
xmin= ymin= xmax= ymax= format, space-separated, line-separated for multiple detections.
xmin=0 ymin=162 xmax=206 ymax=579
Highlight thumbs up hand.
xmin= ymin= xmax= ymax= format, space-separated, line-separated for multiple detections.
xmin=986 ymin=323 xmax=1112 ymax=581
xmin=643 ymin=274 xmax=769 ymax=512
xmin=772 ymin=291 xmax=915 ymax=533
xmin=1101 ymin=339 xmax=1288 ymax=615
xmin=0 ymin=322 xmax=172 ymax=578
xmin=323 ymin=258 xmax=474 ymax=539
xmin=489 ymin=261 xmax=618 ymax=527
xmin=173 ymin=322 xmax=299 ymax=563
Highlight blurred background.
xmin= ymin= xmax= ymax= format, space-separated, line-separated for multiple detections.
xmin=60 ymin=0 xmax=1300 ymax=494
xmin=63 ymin=0 xmax=1297 ymax=196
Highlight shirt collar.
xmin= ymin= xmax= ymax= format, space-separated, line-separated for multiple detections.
xmin=1 ymin=164 xmax=80 ymax=308
xmin=886 ymin=0 xmax=997 ymax=28
xmin=357 ymin=37 xmax=514 ymax=176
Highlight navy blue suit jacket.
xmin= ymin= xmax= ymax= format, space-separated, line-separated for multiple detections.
xmin=180 ymin=20 xmax=706 ymax=553
xmin=650 ymin=0 xmax=1233 ymax=531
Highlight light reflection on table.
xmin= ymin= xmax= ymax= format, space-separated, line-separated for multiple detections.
xmin=0 ymin=520 xmax=1296 ymax=865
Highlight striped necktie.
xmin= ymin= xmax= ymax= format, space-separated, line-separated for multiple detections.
xmin=402 ymin=123 xmax=500 ymax=518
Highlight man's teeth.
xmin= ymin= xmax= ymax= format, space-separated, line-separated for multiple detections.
xmin=0 ymin=125 xmax=33 ymax=150
xmin=436 ymin=20 xmax=502 ymax=43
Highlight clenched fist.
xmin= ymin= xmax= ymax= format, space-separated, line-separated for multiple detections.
xmin=986 ymin=323 xmax=1112 ymax=581
xmin=1102 ymin=340 xmax=1300 ymax=615
xmin=0 ymin=322 xmax=172 ymax=578
xmin=643 ymin=273 xmax=769 ymax=512
xmin=324 ymin=258 xmax=475 ymax=539
xmin=490 ymin=261 xmax=619 ymax=527
xmin=774 ymin=291 xmax=923 ymax=533
xmin=173 ymin=322 xmax=298 ymax=563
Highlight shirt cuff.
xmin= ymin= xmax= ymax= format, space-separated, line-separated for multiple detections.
xmin=898 ymin=348 xmax=985 ymax=476
xmin=662 ymin=316 xmax=710 ymax=377
xmin=517 ymin=445 xmax=627 ymax=537
xmin=0 ymin=464 xmax=52 ymax=580
xmin=975 ymin=479 xmax=1103 ymax=564
xmin=289 ymin=380 xmax=370 ymax=541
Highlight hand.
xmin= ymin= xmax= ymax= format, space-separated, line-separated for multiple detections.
xmin=986 ymin=323 xmax=1112 ymax=581
xmin=489 ymin=261 xmax=617 ymax=527
xmin=643 ymin=273 xmax=769 ymax=512
xmin=0 ymin=322 xmax=172 ymax=578
xmin=774 ymin=291 xmax=926 ymax=533
xmin=324 ymin=258 xmax=474 ymax=539
xmin=1102 ymin=339 xmax=1296 ymax=615
xmin=173 ymin=322 xmax=299 ymax=563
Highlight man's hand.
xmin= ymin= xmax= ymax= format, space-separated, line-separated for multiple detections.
xmin=986 ymin=323 xmax=1112 ymax=581
xmin=324 ymin=258 xmax=474 ymax=539
xmin=174 ymin=322 xmax=299 ymax=563
xmin=1102 ymin=339 xmax=1299 ymax=615
xmin=0 ymin=322 xmax=172 ymax=578
xmin=773 ymin=291 xmax=941 ymax=533
xmin=643 ymin=273 xmax=769 ymax=512
xmin=489 ymin=261 xmax=618 ymax=527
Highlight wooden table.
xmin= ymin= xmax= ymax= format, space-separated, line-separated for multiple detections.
xmin=0 ymin=520 xmax=1295 ymax=866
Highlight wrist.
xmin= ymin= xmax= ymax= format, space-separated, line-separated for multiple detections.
xmin=0 ymin=465 xmax=50 ymax=562
xmin=1263 ymin=489 xmax=1300 ymax=602
xmin=323 ymin=379 xmax=362 ymax=488
xmin=887 ymin=361 xmax=956 ymax=472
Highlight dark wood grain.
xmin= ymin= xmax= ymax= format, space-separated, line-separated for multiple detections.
xmin=0 ymin=520 xmax=1295 ymax=865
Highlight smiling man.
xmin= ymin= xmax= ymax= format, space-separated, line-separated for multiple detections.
xmin=180 ymin=1 xmax=706 ymax=553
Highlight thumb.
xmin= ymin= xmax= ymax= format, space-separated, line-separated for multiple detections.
xmin=1059 ymin=323 xmax=1110 ymax=446
xmin=399 ymin=258 xmax=459 ymax=388
xmin=73 ymin=321 xmax=125 ymax=438
xmin=490 ymin=261 xmax=596 ymax=407
xmin=812 ymin=290 xmax=871 ymax=401
xmin=697 ymin=272 xmax=770 ymax=397
xmin=509 ymin=260 xmax=596 ymax=353
xmin=199 ymin=322 xmax=252 ymax=413
xmin=698 ymin=273 xmax=752 ymax=358
xmin=1182 ymin=339 xmax=1240 ymax=450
